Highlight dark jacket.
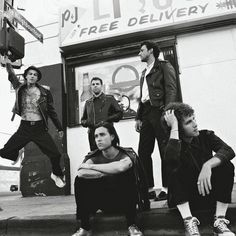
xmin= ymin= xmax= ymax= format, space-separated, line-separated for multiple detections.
xmin=136 ymin=59 xmax=177 ymax=120
xmin=81 ymin=93 xmax=123 ymax=128
xmin=165 ymin=130 xmax=235 ymax=208
xmin=8 ymin=70 xmax=63 ymax=131
xmin=164 ymin=130 xmax=235 ymax=174
xmin=83 ymin=146 xmax=150 ymax=211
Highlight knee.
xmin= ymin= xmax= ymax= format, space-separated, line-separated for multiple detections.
xmin=74 ymin=176 xmax=79 ymax=184
xmin=213 ymin=162 xmax=235 ymax=179
xmin=74 ymin=176 xmax=85 ymax=190
xmin=74 ymin=176 xmax=85 ymax=186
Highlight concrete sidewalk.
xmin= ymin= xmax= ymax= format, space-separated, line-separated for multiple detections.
xmin=0 ymin=185 xmax=236 ymax=236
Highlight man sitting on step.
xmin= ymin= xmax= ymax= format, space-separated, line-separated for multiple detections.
xmin=72 ymin=122 xmax=149 ymax=236
xmin=162 ymin=102 xmax=235 ymax=236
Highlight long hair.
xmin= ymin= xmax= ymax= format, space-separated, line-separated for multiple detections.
xmin=94 ymin=122 xmax=120 ymax=147
xmin=161 ymin=102 xmax=195 ymax=138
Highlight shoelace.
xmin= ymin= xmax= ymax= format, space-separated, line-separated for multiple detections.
xmin=214 ymin=218 xmax=230 ymax=232
xmin=185 ymin=217 xmax=200 ymax=235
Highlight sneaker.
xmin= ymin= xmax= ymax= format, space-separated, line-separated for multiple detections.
xmin=213 ymin=216 xmax=235 ymax=236
xmin=184 ymin=216 xmax=201 ymax=236
xmin=154 ymin=191 xmax=168 ymax=201
xmin=72 ymin=228 xmax=92 ymax=236
xmin=50 ymin=173 xmax=65 ymax=188
xmin=128 ymin=224 xmax=143 ymax=236
xmin=12 ymin=148 xmax=24 ymax=165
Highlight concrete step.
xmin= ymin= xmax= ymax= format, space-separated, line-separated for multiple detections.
xmin=1 ymin=203 xmax=236 ymax=236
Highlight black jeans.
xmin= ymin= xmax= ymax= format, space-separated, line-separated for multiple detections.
xmin=168 ymin=162 xmax=235 ymax=210
xmin=0 ymin=120 xmax=63 ymax=177
xmin=138 ymin=102 xmax=166 ymax=188
xmin=74 ymin=172 xmax=138 ymax=231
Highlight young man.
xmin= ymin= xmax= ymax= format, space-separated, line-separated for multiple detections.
xmin=73 ymin=122 xmax=149 ymax=236
xmin=135 ymin=41 xmax=178 ymax=200
xmin=0 ymin=62 xmax=65 ymax=188
xmin=163 ymin=102 xmax=235 ymax=236
xmin=81 ymin=77 xmax=123 ymax=151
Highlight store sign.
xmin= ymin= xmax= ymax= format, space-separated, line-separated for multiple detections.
xmin=59 ymin=0 xmax=236 ymax=47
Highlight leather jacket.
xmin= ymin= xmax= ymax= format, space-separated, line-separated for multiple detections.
xmin=8 ymin=71 xmax=63 ymax=131
xmin=136 ymin=59 xmax=177 ymax=120
xmin=81 ymin=93 xmax=123 ymax=129
xmin=83 ymin=146 xmax=150 ymax=211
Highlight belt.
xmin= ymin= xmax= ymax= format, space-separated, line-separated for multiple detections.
xmin=21 ymin=120 xmax=43 ymax=126
xmin=142 ymin=100 xmax=164 ymax=110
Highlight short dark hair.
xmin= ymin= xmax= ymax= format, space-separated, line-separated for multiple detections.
xmin=91 ymin=77 xmax=103 ymax=85
xmin=161 ymin=102 xmax=195 ymax=137
xmin=141 ymin=41 xmax=161 ymax=58
xmin=94 ymin=122 xmax=120 ymax=147
xmin=23 ymin=66 xmax=42 ymax=81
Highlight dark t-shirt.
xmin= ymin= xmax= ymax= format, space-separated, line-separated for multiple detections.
xmin=90 ymin=149 xmax=127 ymax=164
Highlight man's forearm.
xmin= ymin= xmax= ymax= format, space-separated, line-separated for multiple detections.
xmin=77 ymin=169 xmax=104 ymax=179
xmin=164 ymin=63 xmax=177 ymax=104
xmin=90 ymin=159 xmax=132 ymax=174
xmin=6 ymin=63 xmax=21 ymax=89
xmin=107 ymin=111 xmax=123 ymax=122
xmin=203 ymin=156 xmax=221 ymax=169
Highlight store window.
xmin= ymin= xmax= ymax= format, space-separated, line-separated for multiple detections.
xmin=66 ymin=39 xmax=181 ymax=127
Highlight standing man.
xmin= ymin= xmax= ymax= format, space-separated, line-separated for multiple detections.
xmin=135 ymin=41 xmax=177 ymax=200
xmin=0 ymin=62 xmax=65 ymax=188
xmin=81 ymin=77 xmax=123 ymax=151
xmin=163 ymin=102 xmax=235 ymax=236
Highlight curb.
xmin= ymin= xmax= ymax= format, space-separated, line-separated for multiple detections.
xmin=1 ymin=205 xmax=236 ymax=235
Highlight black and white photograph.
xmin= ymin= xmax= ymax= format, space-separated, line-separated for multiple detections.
xmin=0 ymin=0 xmax=236 ymax=235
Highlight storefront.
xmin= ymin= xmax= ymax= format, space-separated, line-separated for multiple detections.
xmin=59 ymin=0 xmax=236 ymax=193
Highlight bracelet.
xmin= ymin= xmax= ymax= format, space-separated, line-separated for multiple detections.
xmin=171 ymin=129 xmax=179 ymax=132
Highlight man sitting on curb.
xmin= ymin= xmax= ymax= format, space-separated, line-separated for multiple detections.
xmin=162 ymin=102 xmax=235 ymax=236
xmin=72 ymin=122 xmax=149 ymax=236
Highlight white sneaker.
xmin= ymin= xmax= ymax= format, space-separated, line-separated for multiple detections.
xmin=50 ymin=173 xmax=65 ymax=188
xmin=213 ymin=216 xmax=235 ymax=236
xmin=128 ymin=224 xmax=143 ymax=236
xmin=184 ymin=216 xmax=201 ymax=236
xmin=72 ymin=228 xmax=92 ymax=236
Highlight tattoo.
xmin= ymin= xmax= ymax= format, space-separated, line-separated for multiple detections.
xmin=21 ymin=87 xmax=42 ymax=120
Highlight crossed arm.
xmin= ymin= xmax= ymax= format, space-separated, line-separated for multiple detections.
xmin=77 ymin=156 xmax=133 ymax=179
